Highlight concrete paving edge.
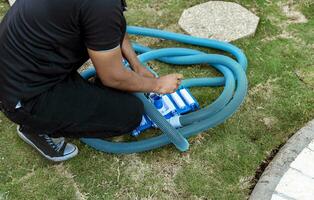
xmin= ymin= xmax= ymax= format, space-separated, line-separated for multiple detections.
xmin=250 ymin=119 xmax=314 ymax=200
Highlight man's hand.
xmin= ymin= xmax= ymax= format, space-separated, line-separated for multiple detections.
xmin=155 ymin=74 xmax=183 ymax=94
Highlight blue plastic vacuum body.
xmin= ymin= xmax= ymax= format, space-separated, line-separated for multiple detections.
xmin=132 ymin=88 xmax=200 ymax=137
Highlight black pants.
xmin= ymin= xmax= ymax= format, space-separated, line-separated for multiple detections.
xmin=1 ymin=72 xmax=144 ymax=138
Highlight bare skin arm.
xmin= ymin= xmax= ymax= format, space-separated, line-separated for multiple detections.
xmin=121 ymin=33 xmax=155 ymax=78
xmin=87 ymin=47 xmax=183 ymax=94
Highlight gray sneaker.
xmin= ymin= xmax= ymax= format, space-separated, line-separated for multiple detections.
xmin=17 ymin=126 xmax=78 ymax=162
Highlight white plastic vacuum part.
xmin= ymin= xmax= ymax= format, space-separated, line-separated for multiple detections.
xmin=140 ymin=116 xmax=147 ymax=126
xmin=170 ymin=92 xmax=186 ymax=109
xmin=180 ymin=89 xmax=196 ymax=106
xmin=168 ymin=115 xmax=182 ymax=128
xmin=162 ymin=95 xmax=176 ymax=113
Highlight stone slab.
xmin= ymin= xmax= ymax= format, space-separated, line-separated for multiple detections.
xmin=270 ymin=194 xmax=287 ymax=200
xmin=250 ymin=120 xmax=314 ymax=200
xmin=274 ymin=168 xmax=314 ymax=200
xmin=290 ymin=146 xmax=314 ymax=178
xmin=178 ymin=1 xmax=259 ymax=42
xmin=308 ymin=140 xmax=314 ymax=151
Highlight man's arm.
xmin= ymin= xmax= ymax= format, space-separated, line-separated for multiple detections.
xmin=87 ymin=47 xmax=182 ymax=94
xmin=121 ymin=33 xmax=155 ymax=78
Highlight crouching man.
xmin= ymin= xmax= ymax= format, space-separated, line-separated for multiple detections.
xmin=0 ymin=0 xmax=182 ymax=161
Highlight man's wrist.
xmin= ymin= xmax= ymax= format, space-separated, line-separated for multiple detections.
xmin=152 ymin=78 xmax=160 ymax=93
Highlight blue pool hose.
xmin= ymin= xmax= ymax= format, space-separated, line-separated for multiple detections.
xmin=80 ymin=26 xmax=248 ymax=154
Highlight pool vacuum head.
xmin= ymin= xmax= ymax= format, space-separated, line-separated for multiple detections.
xmin=132 ymin=88 xmax=200 ymax=136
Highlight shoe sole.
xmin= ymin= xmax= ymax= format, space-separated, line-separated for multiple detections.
xmin=17 ymin=126 xmax=79 ymax=162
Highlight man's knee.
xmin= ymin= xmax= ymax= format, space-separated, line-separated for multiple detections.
xmin=121 ymin=96 xmax=144 ymax=133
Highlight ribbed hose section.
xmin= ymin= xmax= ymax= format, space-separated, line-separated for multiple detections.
xmin=133 ymin=93 xmax=189 ymax=152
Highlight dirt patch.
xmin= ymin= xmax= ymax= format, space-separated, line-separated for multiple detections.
xmin=151 ymin=159 xmax=183 ymax=199
xmin=114 ymin=154 xmax=153 ymax=199
xmin=263 ymin=1 xmax=308 ymax=42
xmin=261 ymin=117 xmax=279 ymax=129
xmin=54 ymin=164 xmax=88 ymax=200
xmin=122 ymin=154 xmax=152 ymax=183
xmin=135 ymin=36 xmax=163 ymax=48
xmin=248 ymin=78 xmax=279 ymax=102
xmin=115 ymin=153 xmax=187 ymax=199
xmin=239 ymin=176 xmax=254 ymax=190
xmin=150 ymin=152 xmax=195 ymax=199
xmin=190 ymin=134 xmax=207 ymax=146
xmin=294 ymin=69 xmax=314 ymax=89
xmin=281 ymin=2 xmax=308 ymax=24
xmin=261 ymin=30 xmax=295 ymax=42
xmin=16 ymin=170 xmax=36 ymax=183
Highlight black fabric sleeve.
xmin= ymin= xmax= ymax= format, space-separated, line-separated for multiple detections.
xmin=80 ymin=0 xmax=125 ymax=51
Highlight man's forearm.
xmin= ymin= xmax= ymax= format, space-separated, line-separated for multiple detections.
xmin=88 ymin=44 xmax=180 ymax=94
xmin=99 ymin=66 xmax=159 ymax=93
xmin=88 ymin=47 xmax=158 ymax=93
xmin=99 ymin=66 xmax=182 ymax=95
xmin=121 ymin=33 xmax=142 ymax=72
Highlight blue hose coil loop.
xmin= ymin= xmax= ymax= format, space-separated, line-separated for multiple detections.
xmin=80 ymin=26 xmax=248 ymax=154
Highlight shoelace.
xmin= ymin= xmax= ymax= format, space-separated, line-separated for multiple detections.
xmin=41 ymin=135 xmax=65 ymax=152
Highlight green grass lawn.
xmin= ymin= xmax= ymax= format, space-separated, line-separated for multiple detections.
xmin=0 ymin=0 xmax=313 ymax=199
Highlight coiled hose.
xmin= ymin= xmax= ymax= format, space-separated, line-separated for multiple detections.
xmin=80 ymin=26 xmax=248 ymax=154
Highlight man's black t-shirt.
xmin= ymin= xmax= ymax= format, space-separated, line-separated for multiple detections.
xmin=0 ymin=0 xmax=127 ymax=110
